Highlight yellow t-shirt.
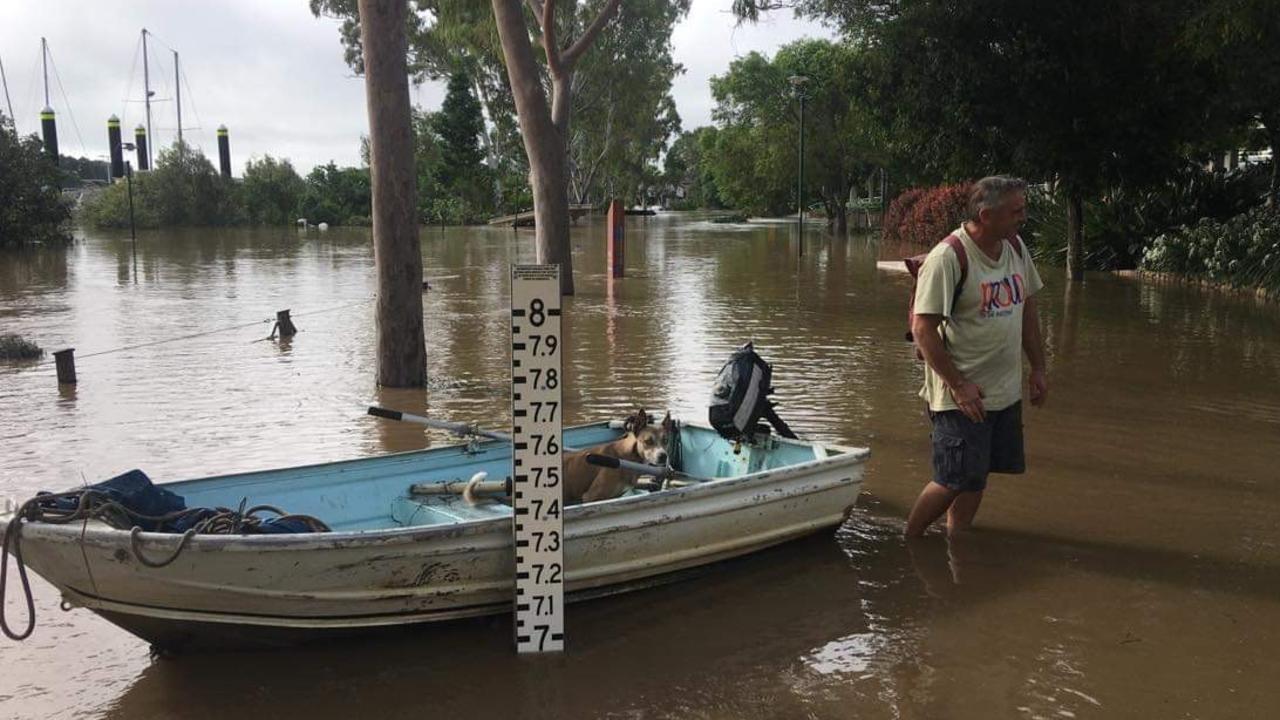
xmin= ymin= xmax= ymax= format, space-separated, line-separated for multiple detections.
xmin=914 ymin=225 xmax=1044 ymax=412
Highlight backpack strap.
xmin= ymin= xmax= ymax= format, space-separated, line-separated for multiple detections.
xmin=941 ymin=234 xmax=968 ymax=316
xmin=1009 ymin=234 xmax=1026 ymax=259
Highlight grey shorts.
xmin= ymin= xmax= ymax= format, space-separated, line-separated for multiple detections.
xmin=929 ymin=401 xmax=1025 ymax=493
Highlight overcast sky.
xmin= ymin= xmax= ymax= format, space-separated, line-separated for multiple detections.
xmin=0 ymin=1 xmax=829 ymax=175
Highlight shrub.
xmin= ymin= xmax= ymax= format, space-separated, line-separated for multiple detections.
xmin=885 ymin=183 xmax=973 ymax=249
xmin=0 ymin=334 xmax=43 ymax=360
xmin=882 ymin=187 xmax=925 ymax=245
xmin=1142 ymin=205 xmax=1280 ymax=292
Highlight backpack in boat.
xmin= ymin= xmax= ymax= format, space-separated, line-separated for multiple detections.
xmin=708 ymin=342 xmax=798 ymax=442
xmin=903 ymin=234 xmax=1024 ymax=358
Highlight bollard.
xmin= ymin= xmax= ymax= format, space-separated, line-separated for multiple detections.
xmin=53 ymin=348 xmax=76 ymax=384
xmin=606 ymin=199 xmax=625 ymax=279
xmin=270 ymin=310 xmax=298 ymax=339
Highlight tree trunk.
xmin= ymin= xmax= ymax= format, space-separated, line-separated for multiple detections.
xmin=1066 ymin=190 xmax=1085 ymax=282
xmin=491 ymin=0 xmax=576 ymax=295
xmin=1263 ymin=112 xmax=1279 ymax=208
xmin=359 ymin=0 xmax=425 ymax=387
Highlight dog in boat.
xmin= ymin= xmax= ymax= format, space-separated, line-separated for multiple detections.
xmin=563 ymin=408 xmax=673 ymax=505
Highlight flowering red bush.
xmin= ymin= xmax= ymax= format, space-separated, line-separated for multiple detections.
xmin=886 ymin=183 xmax=974 ymax=249
xmin=882 ymin=188 xmax=926 ymax=245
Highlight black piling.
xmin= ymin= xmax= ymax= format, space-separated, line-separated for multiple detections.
xmin=270 ymin=310 xmax=298 ymax=339
xmin=108 ymin=115 xmax=124 ymax=179
xmin=53 ymin=348 xmax=76 ymax=385
xmin=40 ymin=107 xmax=58 ymax=164
xmin=134 ymin=125 xmax=149 ymax=171
xmin=217 ymin=125 xmax=232 ymax=178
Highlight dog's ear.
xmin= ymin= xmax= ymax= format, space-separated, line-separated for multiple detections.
xmin=624 ymin=408 xmax=648 ymax=434
xmin=661 ymin=411 xmax=673 ymax=432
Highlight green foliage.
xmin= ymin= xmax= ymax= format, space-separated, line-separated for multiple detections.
xmin=242 ymin=155 xmax=306 ymax=225
xmin=423 ymin=73 xmax=495 ymax=224
xmin=1143 ymin=205 xmax=1280 ymax=292
xmin=663 ymin=127 xmax=725 ymax=210
xmin=568 ymin=0 xmax=690 ymax=204
xmin=1023 ymin=163 xmax=1273 ymax=269
xmin=0 ymin=334 xmax=44 ymax=361
xmin=705 ymin=39 xmax=884 ymax=226
xmin=299 ymin=162 xmax=371 ymax=226
xmin=80 ymin=142 xmax=240 ymax=229
xmin=0 ymin=112 xmax=72 ymax=246
xmin=58 ymin=155 xmax=111 ymax=186
xmin=311 ymin=0 xmax=689 ymax=211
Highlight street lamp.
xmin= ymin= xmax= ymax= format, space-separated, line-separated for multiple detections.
xmin=789 ymin=74 xmax=809 ymax=259
xmin=121 ymin=142 xmax=138 ymax=270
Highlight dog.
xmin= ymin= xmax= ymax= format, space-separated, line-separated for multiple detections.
xmin=563 ymin=408 xmax=673 ymax=505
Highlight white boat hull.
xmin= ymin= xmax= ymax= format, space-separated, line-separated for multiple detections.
xmin=4 ymin=425 xmax=867 ymax=646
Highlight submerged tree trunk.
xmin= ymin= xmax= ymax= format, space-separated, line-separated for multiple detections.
xmin=489 ymin=0 xmax=621 ymax=296
xmin=359 ymin=0 xmax=425 ymax=386
xmin=1066 ymin=190 xmax=1085 ymax=282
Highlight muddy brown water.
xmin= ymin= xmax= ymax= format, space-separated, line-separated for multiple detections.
xmin=1 ymin=214 xmax=1278 ymax=719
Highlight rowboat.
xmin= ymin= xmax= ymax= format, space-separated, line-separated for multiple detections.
xmin=1 ymin=417 xmax=868 ymax=649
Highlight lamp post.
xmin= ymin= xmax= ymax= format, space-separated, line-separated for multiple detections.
xmin=121 ymin=143 xmax=138 ymax=273
xmin=789 ymin=74 xmax=809 ymax=259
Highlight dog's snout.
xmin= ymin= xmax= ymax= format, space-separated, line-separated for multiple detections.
xmin=656 ymin=451 xmax=668 ymax=465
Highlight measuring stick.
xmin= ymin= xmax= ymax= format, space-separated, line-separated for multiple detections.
xmin=510 ymin=265 xmax=565 ymax=653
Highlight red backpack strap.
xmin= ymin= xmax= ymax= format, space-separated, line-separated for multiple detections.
xmin=1010 ymin=234 xmax=1026 ymax=258
xmin=940 ymin=234 xmax=968 ymax=313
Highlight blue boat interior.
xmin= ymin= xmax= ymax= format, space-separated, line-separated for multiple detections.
xmin=172 ymin=423 xmax=836 ymax=532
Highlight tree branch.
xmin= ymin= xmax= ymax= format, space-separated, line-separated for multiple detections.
xmin=525 ymin=0 xmax=544 ymax=18
xmin=542 ymin=0 xmax=564 ymax=77
xmin=562 ymin=0 xmax=622 ymax=69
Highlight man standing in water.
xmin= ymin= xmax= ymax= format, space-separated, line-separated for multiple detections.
xmin=905 ymin=176 xmax=1048 ymax=536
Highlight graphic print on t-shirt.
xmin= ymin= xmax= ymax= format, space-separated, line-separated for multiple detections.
xmin=979 ymin=274 xmax=1026 ymax=318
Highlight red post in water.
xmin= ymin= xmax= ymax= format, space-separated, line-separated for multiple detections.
xmin=606 ymin=199 xmax=625 ymax=278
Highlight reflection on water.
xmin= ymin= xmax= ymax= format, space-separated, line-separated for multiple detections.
xmin=1 ymin=215 xmax=1279 ymax=719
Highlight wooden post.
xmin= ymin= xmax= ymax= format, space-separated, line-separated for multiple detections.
xmin=358 ymin=0 xmax=426 ymax=387
xmin=606 ymin=199 xmax=624 ymax=279
xmin=271 ymin=309 xmax=298 ymax=339
xmin=53 ymin=348 xmax=76 ymax=384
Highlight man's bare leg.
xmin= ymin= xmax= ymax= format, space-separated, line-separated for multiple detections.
xmin=946 ymin=490 xmax=984 ymax=535
xmin=905 ymin=482 xmax=958 ymax=537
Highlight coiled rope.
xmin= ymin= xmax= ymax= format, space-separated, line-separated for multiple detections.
xmin=1 ymin=489 xmax=328 ymax=641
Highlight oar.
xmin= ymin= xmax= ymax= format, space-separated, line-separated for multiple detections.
xmin=366 ymin=406 xmax=676 ymax=479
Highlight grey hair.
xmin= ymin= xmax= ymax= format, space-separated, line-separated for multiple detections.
xmin=968 ymin=175 xmax=1028 ymax=221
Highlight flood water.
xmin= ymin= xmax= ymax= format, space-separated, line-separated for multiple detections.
xmin=2 ymin=214 xmax=1278 ymax=719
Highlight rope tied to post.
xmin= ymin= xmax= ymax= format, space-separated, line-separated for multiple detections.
xmin=1 ymin=489 xmax=329 ymax=641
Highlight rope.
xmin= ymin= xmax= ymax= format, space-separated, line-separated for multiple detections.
xmin=1 ymin=489 xmax=330 ymax=641
xmin=23 ymin=297 xmax=375 ymax=366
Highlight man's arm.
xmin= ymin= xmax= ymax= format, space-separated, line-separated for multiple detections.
xmin=912 ymin=313 xmax=986 ymax=422
xmin=1022 ymin=296 xmax=1048 ymax=407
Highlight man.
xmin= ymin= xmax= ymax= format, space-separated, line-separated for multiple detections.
xmin=905 ymin=175 xmax=1048 ymax=537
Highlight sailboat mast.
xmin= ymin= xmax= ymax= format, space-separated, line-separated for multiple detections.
xmin=174 ymin=50 xmax=182 ymax=149
xmin=142 ymin=28 xmax=153 ymax=169
xmin=41 ymin=37 xmax=49 ymax=107
xmin=0 ymin=53 xmax=14 ymax=123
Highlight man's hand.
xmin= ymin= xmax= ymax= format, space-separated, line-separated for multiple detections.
xmin=1029 ymin=369 xmax=1048 ymax=407
xmin=949 ymin=381 xmax=986 ymax=423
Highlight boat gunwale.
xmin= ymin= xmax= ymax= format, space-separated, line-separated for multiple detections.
xmin=3 ymin=428 xmax=869 ymax=552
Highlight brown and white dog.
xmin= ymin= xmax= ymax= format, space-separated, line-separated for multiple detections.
xmin=563 ymin=409 xmax=673 ymax=505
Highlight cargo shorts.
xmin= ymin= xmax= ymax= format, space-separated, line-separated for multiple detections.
xmin=929 ymin=401 xmax=1025 ymax=493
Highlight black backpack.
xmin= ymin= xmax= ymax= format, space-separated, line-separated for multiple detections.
xmin=708 ymin=343 xmax=798 ymax=442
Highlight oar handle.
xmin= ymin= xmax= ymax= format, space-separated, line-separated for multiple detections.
xmin=367 ymin=406 xmax=510 ymax=442
xmin=585 ymin=453 xmax=674 ymax=479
